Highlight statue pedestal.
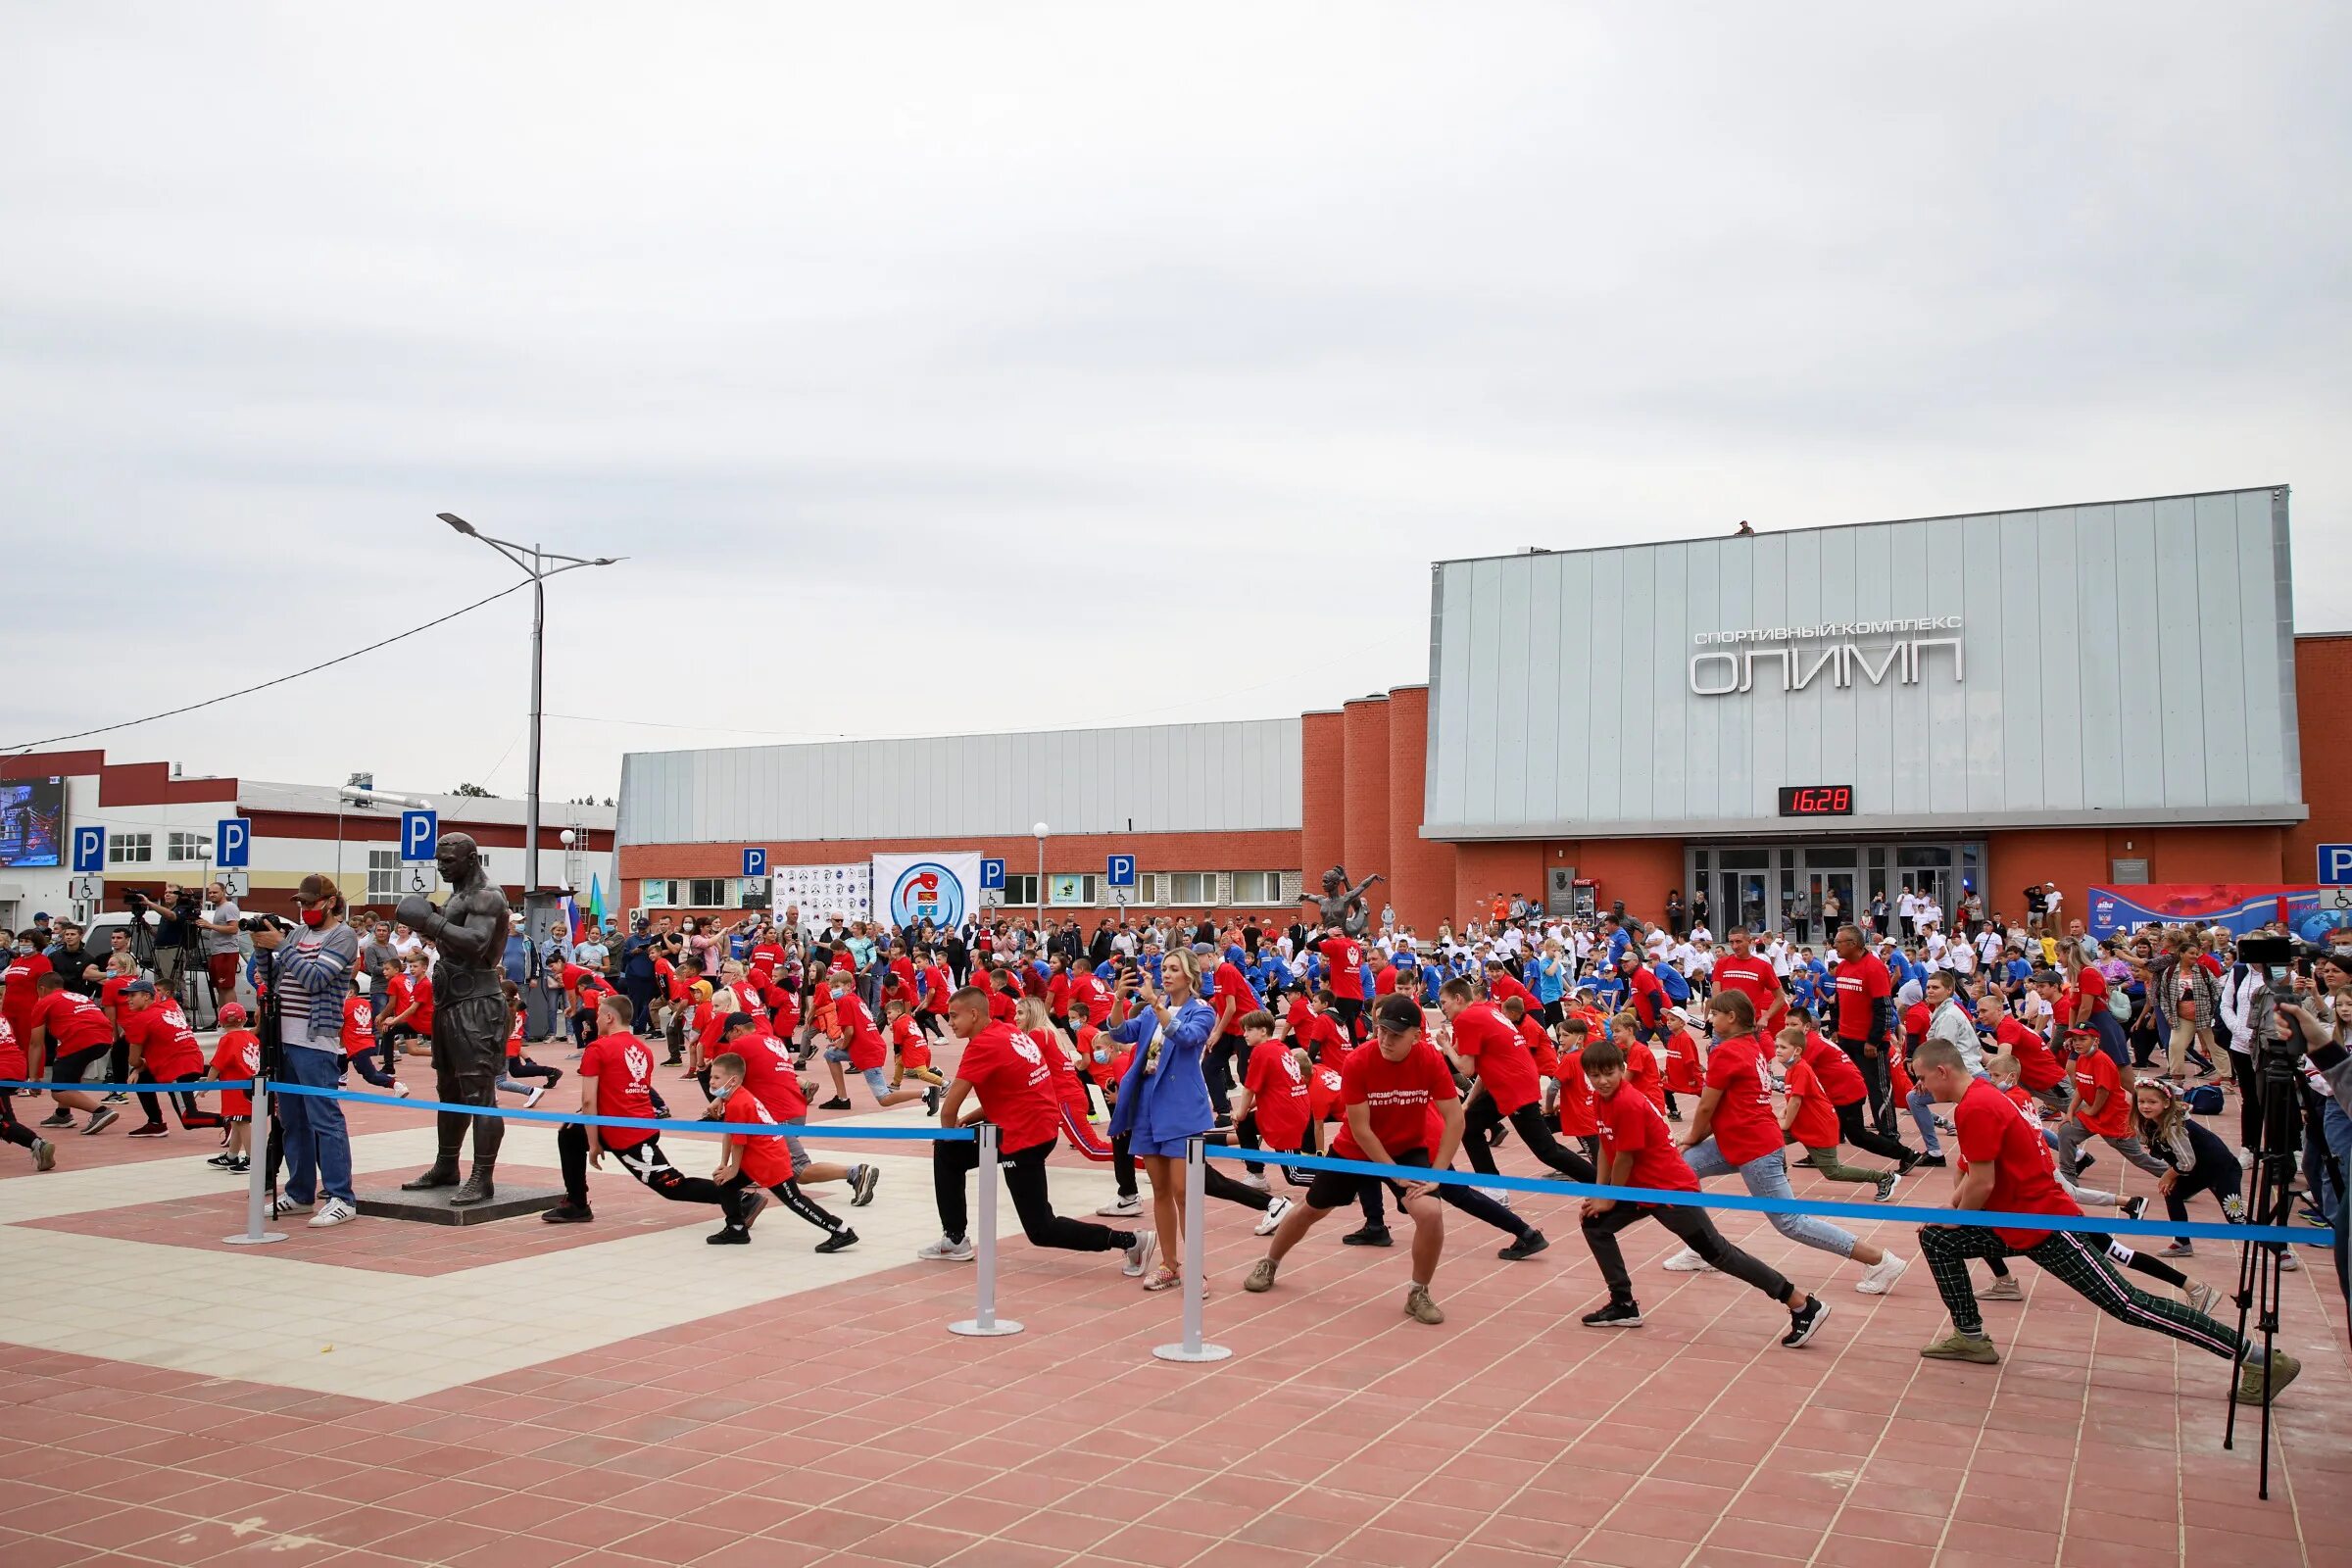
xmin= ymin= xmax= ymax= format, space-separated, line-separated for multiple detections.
xmin=355 ymin=1185 xmax=565 ymax=1226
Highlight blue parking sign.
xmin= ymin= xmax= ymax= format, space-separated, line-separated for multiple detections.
xmin=401 ymin=808 xmax=439 ymax=862
xmin=1106 ymin=854 xmax=1137 ymax=887
xmin=216 ymin=817 xmax=252 ymax=868
xmin=2321 ymin=845 xmax=2352 ymax=886
xmin=979 ymin=858 xmax=1006 ymax=891
xmin=743 ymin=847 xmax=768 ymax=879
xmin=72 ymin=826 xmax=105 ymax=873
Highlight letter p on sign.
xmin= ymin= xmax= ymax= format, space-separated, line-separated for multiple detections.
xmin=2321 ymin=844 xmax=2352 ymax=886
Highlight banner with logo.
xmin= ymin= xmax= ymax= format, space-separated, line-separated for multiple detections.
xmin=2086 ymin=884 xmax=2352 ymax=941
xmin=769 ymin=862 xmax=873 ymax=922
xmin=872 ymin=852 xmax=982 ymax=932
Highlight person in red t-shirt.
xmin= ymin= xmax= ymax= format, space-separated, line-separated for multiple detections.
xmin=1575 ymin=1033 xmax=1831 ymax=1345
xmin=1441 ymin=980 xmax=1593 ymax=1185
xmin=2053 ymin=1028 xmax=2170 ymax=1180
xmin=916 ymin=950 xmax=956 ymax=1041
xmin=1712 ymin=927 xmax=1786 ymax=1036
xmin=1244 ymin=994 xmax=1464 ymax=1325
xmin=543 ymin=994 xmax=746 ymax=1227
xmin=1205 ymin=951 xmax=1260 ymax=1121
xmin=119 ymin=981 xmax=226 ymax=1136
xmin=1655 ymin=1008 xmax=1704 ymax=1120
xmin=200 ymin=1005 xmax=263 ymax=1171
xmin=379 ymin=952 xmax=435 ymax=1057
xmin=1228 ymin=1012 xmax=1305 ymax=1237
xmin=1909 ymin=1037 xmax=2297 ymax=1402
xmin=1975 ymin=995 xmax=2066 ymax=1110
xmin=1550 ymin=1017 xmax=1599 ymax=1163
xmin=917 ymin=987 xmax=1152 ymax=1274
xmin=1318 ymin=928 xmax=1367 ymax=1041
xmin=1666 ymin=991 xmax=1909 ymax=1293
xmin=1829 ymin=926 xmax=1896 ymax=1134
xmin=339 ymin=991 xmax=410 ymax=1096
xmin=1794 ymin=1021 xmax=1917 ymax=1169
xmin=26 ymin=974 xmax=120 ymax=1135
xmin=1775 ymin=1027 xmax=1898 ymax=1200
xmin=818 ymin=975 xmax=932 ymax=1112
xmin=0 ymin=1014 xmax=56 ymax=1170
xmin=884 ymin=998 xmax=946 ymax=1098
xmin=492 ymin=980 xmax=563 ymax=1107
xmin=704 ymin=1051 xmax=857 ymax=1251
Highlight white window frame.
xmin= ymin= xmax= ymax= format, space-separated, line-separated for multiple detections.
xmin=108 ymin=831 xmax=154 ymax=865
xmin=1048 ymin=872 xmax=1099 ymax=907
xmin=367 ymin=849 xmax=402 ymax=901
xmin=1166 ymin=871 xmax=1213 ymax=906
xmin=641 ymin=879 xmax=677 ymax=908
xmin=1233 ymin=871 xmax=1285 ymax=906
xmin=1004 ymin=872 xmax=1041 ymax=907
xmin=165 ymin=830 xmax=205 ymax=863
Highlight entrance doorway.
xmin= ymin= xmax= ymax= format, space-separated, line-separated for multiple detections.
xmin=1687 ymin=840 xmax=1984 ymax=945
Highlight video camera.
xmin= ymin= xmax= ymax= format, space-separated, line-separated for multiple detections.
xmin=239 ymin=912 xmax=297 ymax=936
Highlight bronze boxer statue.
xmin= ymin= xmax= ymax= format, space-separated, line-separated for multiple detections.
xmin=1299 ymin=865 xmax=1383 ymax=940
xmin=395 ymin=832 xmax=513 ymax=1205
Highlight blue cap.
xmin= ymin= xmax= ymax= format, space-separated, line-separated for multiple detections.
xmin=124 ymin=978 xmax=156 ymax=995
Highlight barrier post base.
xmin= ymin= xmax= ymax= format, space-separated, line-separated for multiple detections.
xmin=220 ymin=1230 xmax=289 ymax=1246
xmin=949 ymin=1316 xmax=1024 ymax=1337
xmin=1152 ymin=1340 xmax=1232 ymax=1363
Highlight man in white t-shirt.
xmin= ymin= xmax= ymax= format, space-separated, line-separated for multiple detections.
xmin=2041 ymin=883 xmax=2063 ymax=926
xmin=1894 ymin=887 xmax=1921 ymax=940
xmin=1975 ymin=926 xmax=2004 ymax=967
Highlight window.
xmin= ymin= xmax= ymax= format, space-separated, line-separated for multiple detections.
xmin=367 ymin=850 xmax=402 ymax=900
xmin=641 ymin=879 xmax=676 ymax=908
xmin=688 ymin=877 xmax=730 ymax=908
xmin=1233 ymin=871 xmax=1284 ymax=906
xmin=167 ymin=831 xmax=205 ymax=862
xmin=1003 ymin=872 xmax=1039 ymax=906
xmin=108 ymin=832 xmax=153 ymax=865
xmin=1167 ymin=872 xmax=1214 ymax=906
xmin=1048 ymin=873 xmax=1097 ymax=906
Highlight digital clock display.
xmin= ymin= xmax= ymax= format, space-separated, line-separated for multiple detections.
xmin=1779 ymin=785 xmax=1854 ymax=816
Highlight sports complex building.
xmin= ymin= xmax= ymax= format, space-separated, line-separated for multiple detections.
xmin=617 ymin=484 xmax=2351 ymax=936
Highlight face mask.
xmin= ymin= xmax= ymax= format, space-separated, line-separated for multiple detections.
xmin=1092 ymin=1048 xmax=1109 ymax=1064
xmin=302 ymin=906 xmax=329 ymax=928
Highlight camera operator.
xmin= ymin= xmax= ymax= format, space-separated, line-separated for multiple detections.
xmin=148 ymin=884 xmax=198 ymax=997
xmin=2275 ymin=949 xmax=2352 ymax=1307
xmin=195 ymin=883 xmax=246 ymax=1011
xmin=248 ymin=875 xmax=361 ymax=1228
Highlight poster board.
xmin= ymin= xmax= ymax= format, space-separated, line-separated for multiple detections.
xmin=769 ymin=862 xmax=873 ymax=922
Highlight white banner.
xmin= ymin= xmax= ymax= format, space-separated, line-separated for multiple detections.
xmin=872 ymin=852 xmax=982 ymax=932
xmin=768 ymin=862 xmax=872 ymax=922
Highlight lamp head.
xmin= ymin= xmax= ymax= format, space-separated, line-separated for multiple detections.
xmin=437 ymin=513 xmax=477 ymax=536
xmin=1033 ymin=821 xmax=1050 ymax=839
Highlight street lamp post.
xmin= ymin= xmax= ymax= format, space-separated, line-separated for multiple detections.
xmin=335 ymin=786 xmax=414 ymax=892
xmin=437 ymin=514 xmax=619 ymax=971
xmin=1033 ymin=821 xmax=1049 ymax=935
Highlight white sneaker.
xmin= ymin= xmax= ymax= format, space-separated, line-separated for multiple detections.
xmin=1253 ymin=1196 xmax=1293 ymax=1237
xmin=916 ymin=1235 xmax=976 ymax=1261
xmin=1242 ymin=1173 xmax=1271 ymax=1193
xmin=2279 ymin=1249 xmax=2300 ymax=1272
xmin=1096 ymin=1193 xmax=1143 ymax=1217
xmin=393 ymin=1082 xmax=412 ymax=1099
xmin=1854 ymin=1252 xmax=1909 ymax=1296
xmin=2184 ymin=1280 xmax=2221 ymax=1318
xmin=309 ymin=1198 xmax=359 ymax=1229
xmin=1485 ymin=1188 xmax=1515 ymax=1210
xmin=522 ymin=1086 xmax=546 ymax=1108
xmin=1662 ymin=1247 xmax=1718 ymax=1273
xmin=1123 ymin=1228 xmax=1157 ymax=1279
xmin=267 ymin=1196 xmax=314 ymax=1218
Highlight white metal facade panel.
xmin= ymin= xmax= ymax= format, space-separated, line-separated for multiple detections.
xmin=617 ymin=718 xmax=1302 ymax=846
xmin=1424 ymin=487 xmax=2301 ymax=838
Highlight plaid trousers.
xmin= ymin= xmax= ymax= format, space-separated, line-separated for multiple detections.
xmin=1918 ymin=1223 xmax=2244 ymax=1360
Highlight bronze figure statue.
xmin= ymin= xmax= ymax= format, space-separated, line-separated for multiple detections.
xmin=395 ymin=832 xmax=513 ymax=1205
xmin=1299 ymin=864 xmax=1383 ymax=939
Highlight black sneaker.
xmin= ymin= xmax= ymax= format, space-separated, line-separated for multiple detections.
xmin=815 ymin=1228 xmax=858 ymax=1253
xmin=1783 ymin=1296 xmax=1831 ymax=1348
xmin=707 ymin=1226 xmax=752 ymax=1245
xmin=1896 ymin=1150 xmax=1922 ymax=1174
xmin=2074 ymin=1152 xmax=2096 ymax=1174
xmin=541 ymin=1202 xmax=594 ymax=1224
xmin=1914 ymin=1152 xmax=1947 ymax=1168
xmin=1486 ymin=1122 xmax=1509 ymax=1148
xmin=225 ymin=1157 xmax=249 ymax=1173
xmin=2121 ymin=1196 xmax=2149 ymax=1223
xmin=1582 ymin=1299 xmax=1644 ymax=1329
xmin=924 ymin=1086 xmax=942 ymax=1116
xmin=852 ymin=1165 xmax=880 ymax=1206
xmin=1497 ymin=1229 xmax=1549 ymax=1261
xmin=1342 ymin=1225 xmax=1394 ymax=1248
xmin=127 ymin=1124 xmax=169 ymax=1140
xmin=38 ymin=1109 xmax=73 ymax=1130
xmin=818 ymin=1098 xmax=853 ymax=1111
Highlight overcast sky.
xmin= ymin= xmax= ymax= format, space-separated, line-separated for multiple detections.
xmin=4 ymin=4 xmax=2347 ymax=803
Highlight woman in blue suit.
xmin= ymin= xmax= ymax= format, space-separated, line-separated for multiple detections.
xmin=1107 ymin=947 xmax=1217 ymax=1292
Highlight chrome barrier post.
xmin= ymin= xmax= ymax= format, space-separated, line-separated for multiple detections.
xmin=222 ymin=1079 xmax=287 ymax=1246
xmin=950 ymin=1123 xmax=1022 ymax=1337
xmin=1153 ymin=1136 xmax=1231 ymax=1363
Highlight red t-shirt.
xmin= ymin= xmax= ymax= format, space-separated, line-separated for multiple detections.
xmin=1307 ymin=1060 xmax=1347 ymax=1123
xmin=561 ymin=961 xmax=613 ymax=1000
xmin=1026 ymin=1028 xmax=1092 ymax=1115
xmin=921 ymin=963 xmax=953 ymax=1012
xmin=1448 ymin=1001 xmax=1541 ymax=1115
xmin=1701 ymin=1030 xmax=1783 ymax=1165
xmin=1 ymin=952 xmax=54 ymax=1024
xmin=0 ymin=1015 xmax=23 ymax=1081
xmin=2073 ymin=965 xmax=2110 ymax=1024
xmin=1295 ymin=1008 xmax=1347 ymax=1066
xmin=986 ymin=986 xmax=1018 ymax=1026
xmin=1211 ymin=962 xmax=1257 ymax=1034
xmin=1833 ymin=954 xmax=1891 ymax=1039
xmin=341 ymin=997 xmax=376 ymax=1060
xmin=1332 ymin=1037 xmax=1456 ymax=1160
xmin=1243 ymin=1038 xmax=1311 ymax=1152
xmin=212 ymin=1029 xmax=261 ymax=1117
xmin=730 ymin=1030 xmax=809 ymax=1123
xmin=1783 ymin=1058 xmax=1841 ymax=1149
xmin=1554 ymin=1046 xmax=1596 ymax=1137
xmin=1320 ymin=937 xmax=1365 ymax=1001
xmin=1954 ymin=1077 xmax=2079 ymax=1247
xmin=407 ymin=973 xmax=436 ymax=1035
xmin=832 ymin=991 xmax=887 ymax=1072
xmin=100 ymin=973 xmax=137 ymax=1031
xmin=1711 ymin=955 xmax=1783 ymax=1028
xmin=580 ymin=1032 xmax=659 ymax=1152
xmin=1048 ymin=971 xmax=1075 ymax=1020
xmin=2071 ymin=1049 xmax=2129 ymax=1136
xmin=30 ymin=990 xmax=113 ymax=1054
xmin=1799 ymin=1031 xmax=1867 ymax=1105
xmin=721 ymin=1088 xmax=796 ymax=1187
xmin=1488 ymin=971 xmax=1535 ymax=1011
xmin=956 ymin=1022 xmax=1061 ymax=1153
xmin=120 ymin=1000 xmax=204 ymax=1080
xmin=1659 ymin=1025 xmax=1704 ymax=1094
xmin=891 ymin=1014 xmax=932 ymax=1070
xmin=1621 ymin=1035 xmax=1665 ymax=1111
xmin=1628 ymin=966 xmax=1667 ymax=1028
xmin=1516 ymin=1014 xmax=1559 ymax=1079
xmin=1595 ymin=1082 xmax=1698 ymax=1193
xmin=1902 ymin=1001 xmax=1931 ymax=1049
xmin=1992 ymin=1015 xmax=2064 ymax=1092
xmin=507 ymin=1008 xmax=526 ymax=1059
xmin=1374 ymin=963 xmax=1399 ymax=998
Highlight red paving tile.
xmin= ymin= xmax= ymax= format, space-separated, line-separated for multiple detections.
xmin=6 ymin=1088 xmax=2348 ymax=1568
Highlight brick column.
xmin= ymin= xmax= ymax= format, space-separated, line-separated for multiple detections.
xmin=1341 ymin=698 xmax=1390 ymax=908
xmin=1301 ymin=710 xmax=1346 ymax=904
xmin=1383 ymin=685 xmax=1452 ymax=938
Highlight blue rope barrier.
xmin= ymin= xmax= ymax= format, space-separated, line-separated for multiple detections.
xmin=1200 ymin=1143 xmax=2332 ymax=1249
xmin=264 ymin=1080 xmax=976 ymax=1141
xmin=0 ymin=1079 xmax=256 ymax=1093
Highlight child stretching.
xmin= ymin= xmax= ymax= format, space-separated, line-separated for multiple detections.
xmin=1575 ymin=1036 xmax=1832 ymax=1348
xmin=1775 ymin=1026 xmax=1898 ymax=1202
xmin=2131 ymin=1077 xmax=2256 ymax=1264
xmin=340 ymin=989 xmax=408 ymax=1097
xmin=496 ymin=980 xmax=564 ymax=1107
xmin=885 ymin=997 xmax=947 ymax=1113
xmin=703 ymin=1052 xmax=858 ymax=1251
xmin=200 ymin=1004 xmax=263 ymax=1173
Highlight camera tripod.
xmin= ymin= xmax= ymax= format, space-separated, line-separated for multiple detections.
xmin=2221 ymin=1036 xmax=2303 ymax=1499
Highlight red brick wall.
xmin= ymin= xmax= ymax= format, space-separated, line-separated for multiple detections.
xmin=1984 ymin=825 xmax=2292 ymax=931
xmin=1300 ymin=710 xmax=1346 ymax=896
xmin=2287 ymin=634 xmax=2351 ymax=887
xmin=1384 ymin=686 xmax=1456 ymax=935
xmin=1451 ymin=841 xmax=1544 ymax=928
xmin=1341 ymin=698 xmax=1390 ymax=897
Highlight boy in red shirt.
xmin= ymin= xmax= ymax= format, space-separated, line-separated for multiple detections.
xmin=1775 ymin=1026 xmax=1898 ymax=1201
xmin=817 ymin=975 xmax=933 ymax=1112
xmin=0 ymin=1015 xmax=58 ymax=1170
xmin=1550 ymin=1016 xmax=1599 ymax=1164
xmin=543 ymin=995 xmax=747 ymax=1227
xmin=1575 ymin=1034 xmax=1831 ymax=1347
xmin=1442 ymin=979 xmax=1592 ymax=1187
xmin=202 ymin=1004 xmax=263 ymax=1172
xmin=1789 ymin=1010 xmax=1919 ymax=1171
xmin=703 ymin=1052 xmax=858 ymax=1252
xmin=494 ymin=980 xmax=563 ymax=1108
xmin=2053 ymin=1028 xmax=2170 ymax=1180
xmin=379 ymin=953 xmax=433 ymax=1056
xmin=341 ymin=991 xmax=410 ymax=1097
xmin=1909 ymin=1037 xmax=2299 ymax=1404
xmin=1229 ymin=1011 xmax=1304 ymax=1236
xmin=884 ymin=998 xmax=947 ymax=1102
xmin=1244 ymin=994 xmax=1460 ymax=1324
xmin=1656 ymin=1008 xmax=1704 ymax=1121
xmin=26 ymin=974 xmax=121 ymax=1136
xmin=119 ymin=981 xmax=226 ymax=1137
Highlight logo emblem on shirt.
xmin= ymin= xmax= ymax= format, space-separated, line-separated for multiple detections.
xmin=1011 ymin=1034 xmax=1043 ymax=1066
xmin=624 ymin=1044 xmax=651 ymax=1081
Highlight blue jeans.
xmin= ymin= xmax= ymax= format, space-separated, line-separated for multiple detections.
xmin=2315 ymin=1096 xmax=2351 ymax=1233
xmin=1684 ymin=1136 xmax=1856 ymax=1259
xmin=279 ymin=1045 xmax=354 ymax=1204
